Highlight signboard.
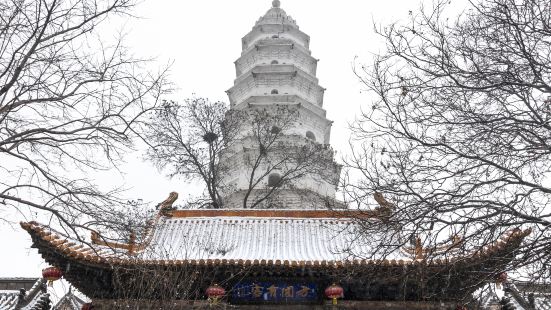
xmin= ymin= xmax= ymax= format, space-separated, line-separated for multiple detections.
xmin=232 ymin=281 xmax=319 ymax=304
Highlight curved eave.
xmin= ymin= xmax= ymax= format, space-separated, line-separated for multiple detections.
xmin=235 ymin=42 xmax=316 ymax=77
xmin=233 ymin=64 xmax=320 ymax=85
xmin=22 ymin=220 xmax=531 ymax=301
xmin=241 ymin=38 xmax=313 ymax=57
xmin=227 ymin=68 xmax=325 ymax=106
xmin=21 ymin=220 xmax=530 ymax=269
xmin=233 ymin=94 xmax=327 ymax=118
xmin=243 ymin=24 xmax=309 ymax=51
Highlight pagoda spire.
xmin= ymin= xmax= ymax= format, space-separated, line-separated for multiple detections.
xmin=272 ymin=0 xmax=281 ymax=8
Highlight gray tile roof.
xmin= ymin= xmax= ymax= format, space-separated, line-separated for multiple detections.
xmin=0 ymin=278 xmax=50 ymax=310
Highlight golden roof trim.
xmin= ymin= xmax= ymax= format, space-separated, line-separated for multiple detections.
xmin=167 ymin=209 xmax=376 ymax=219
xmin=20 ymin=221 xmax=531 ymax=268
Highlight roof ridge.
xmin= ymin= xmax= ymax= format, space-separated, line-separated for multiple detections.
xmin=167 ymin=209 xmax=377 ymax=219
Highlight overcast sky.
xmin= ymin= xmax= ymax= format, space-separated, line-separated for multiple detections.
xmin=1 ymin=0 xmax=421 ymax=291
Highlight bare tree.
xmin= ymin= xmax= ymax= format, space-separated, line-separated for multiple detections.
xmin=346 ymin=0 xmax=551 ymax=281
xmin=234 ymin=105 xmax=335 ymax=209
xmin=144 ymin=99 xmax=239 ymax=209
xmin=145 ymin=99 xmax=337 ymax=209
xmin=0 ymin=0 xmax=169 ymax=235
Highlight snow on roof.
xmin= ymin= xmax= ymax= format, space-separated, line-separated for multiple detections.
xmin=0 ymin=292 xmax=18 ymax=309
xmin=0 ymin=278 xmax=50 ymax=310
xmin=21 ymin=209 xmax=531 ymax=267
xmin=508 ymin=282 xmax=551 ymax=310
xmin=137 ymin=216 xmax=378 ymax=262
xmin=53 ymin=288 xmax=90 ymax=310
xmin=478 ymin=282 xmax=551 ymax=310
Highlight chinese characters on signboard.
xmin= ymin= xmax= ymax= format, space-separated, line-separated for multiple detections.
xmin=232 ymin=282 xmax=318 ymax=303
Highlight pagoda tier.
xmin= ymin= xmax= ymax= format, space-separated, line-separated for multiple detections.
xmin=220 ymin=1 xmax=341 ymax=205
xmin=235 ymin=39 xmax=318 ymax=78
xmin=21 ymin=196 xmax=530 ymax=304
xmin=227 ymin=64 xmax=325 ymax=107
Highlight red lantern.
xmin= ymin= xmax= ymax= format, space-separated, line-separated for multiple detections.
xmin=42 ymin=266 xmax=62 ymax=286
xmin=325 ymin=283 xmax=344 ymax=305
xmin=206 ymin=284 xmax=225 ymax=303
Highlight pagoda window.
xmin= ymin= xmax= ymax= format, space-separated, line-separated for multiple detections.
xmin=271 ymin=89 xmax=279 ymax=94
xmin=306 ymin=131 xmax=316 ymax=141
xmin=268 ymin=173 xmax=282 ymax=187
xmin=271 ymin=60 xmax=279 ymax=65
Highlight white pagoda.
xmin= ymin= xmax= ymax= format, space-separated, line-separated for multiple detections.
xmin=220 ymin=0 xmax=341 ymax=209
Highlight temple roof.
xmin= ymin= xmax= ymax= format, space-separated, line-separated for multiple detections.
xmin=20 ymin=204 xmax=533 ymax=301
xmin=139 ymin=215 xmax=370 ymax=262
xmin=0 ymin=278 xmax=50 ymax=310
xmin=53 ymin=288 xmax=89 ymax=310
xmin=20 ymin=208 xmax=531 ymax=268
xmin=479 ymin=282 xmax=551 ymax=310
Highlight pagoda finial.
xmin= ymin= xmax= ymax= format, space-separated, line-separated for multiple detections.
xmin=272 ymin=0 xmax=280 ymax=8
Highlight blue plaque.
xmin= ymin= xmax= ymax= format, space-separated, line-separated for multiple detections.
xmin=232 ymin=281 xmax=319 ymax=303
